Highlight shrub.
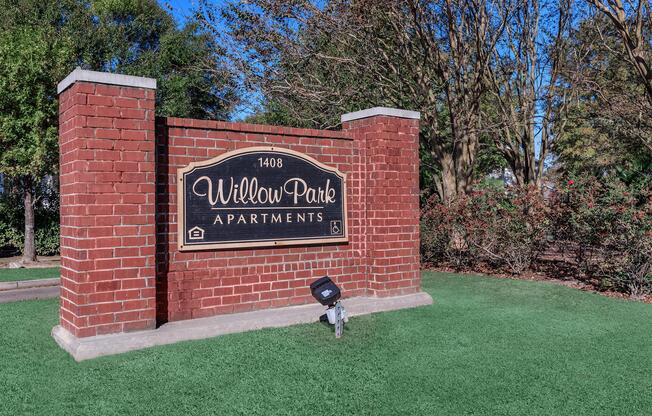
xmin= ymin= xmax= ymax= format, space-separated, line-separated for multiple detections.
xmin=421 ymin=195 xmax=478 ymax=269
xmin=420 ymin=201 xmax=451 ymax=266
xmin=421 ymin=185 xmax=549 ymax=274
xmin=0 ymin=177 xmax=60 ymax=256
xmin=464 ymin=185 xmax=549 ymax=274
xmin=35 ymin=224 xmax=59 ymax=256
xmin=0 ymin=186 xmax=24 ymax=254
xmin=0 ymin=220 xmax=22 ymax=253
xmin=550 ymin=177 xmax=651 ymax=297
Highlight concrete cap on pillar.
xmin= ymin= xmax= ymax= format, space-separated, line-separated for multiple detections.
xmin=341 ymin=106 xmax=420 ymax=123
xmin=57 ymin=68 xmax=157 ymax=94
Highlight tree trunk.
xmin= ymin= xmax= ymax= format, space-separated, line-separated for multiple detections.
xmin=440 ymin=153 xmax=458 ymax=204
xmin=512 ymin=166 xmax=526 ymax=187
xmin=453 ymin=130 xmax=478 ymax=196
xmin=22 ymin=181 xmax=36 ymax=263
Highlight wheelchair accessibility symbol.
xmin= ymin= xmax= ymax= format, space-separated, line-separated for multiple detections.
xmin=330 ymin=220 xmax=342 ymax=235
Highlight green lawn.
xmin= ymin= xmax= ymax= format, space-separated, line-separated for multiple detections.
xmin=1 ymin=272 xmax=650 ymax=416
xmin=0 ymin=266 xmax=60 ymax=282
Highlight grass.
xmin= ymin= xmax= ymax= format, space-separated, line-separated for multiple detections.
xmin=0 ymin=272 xmax=650 ymax=416
xmin=0 ymin=266 xmax=59 ymax=282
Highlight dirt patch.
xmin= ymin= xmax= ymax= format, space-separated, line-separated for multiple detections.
xmin=0 ymin=256 xmax=60 ymax=269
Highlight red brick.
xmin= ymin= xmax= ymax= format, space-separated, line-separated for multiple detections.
xmin=114 ymin=97 xmax=139 ymax=108
xmin=115 ymin=119 xmax=141 ymax=130
xmin=97 ymin=107 xmax=121 ymax=118
xmin=88 ymin=95 xmax=113 ymax=106
xmin=87 ymin=117 xmax=113 ymax=128
xmin=121 ymin=87 xmax=146 ymax=99
xmin=121 ymin=129 xmax=146 ymax=141
xmin=59 ymin=75 xmax=420 ymax=338
xmin=96 ymin=84 xmax=121 ymax=96
xmin=121 ymin=108 xmax=145 ymax=119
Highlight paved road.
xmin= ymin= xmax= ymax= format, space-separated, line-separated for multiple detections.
xmin=0 ymin=286 xmax=59 ymax=303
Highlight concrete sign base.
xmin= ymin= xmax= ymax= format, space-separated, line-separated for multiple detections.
xmin=52 ymin=292 xmax=433 ymax=361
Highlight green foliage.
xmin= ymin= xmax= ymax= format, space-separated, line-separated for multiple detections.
xmin=0 ymin=0 xmax=239 ymax=260
xmin=0 ymin=0 xmax=239 ymax=154
xmin=0 ymin=26 xmax=65 ymax=182
xmin=89 ymin=1 xmax=237 ymax=119
xmin=0 ymin=177 xmax=60 ymax=255
xmin=0 ymin=0 xmax=238 ymax=173
xmin=0 ymin=8 xmax=71 ymax=259
xmin=615 ymin=153 xmax=652 ymax=201
xmin=244 ymin=99 xmax=315 ymax=128
xmin=0 ymin=221 xmax=22 ymax=253
xmin=555 ymin=16 xmax=652 ymax=177
xmin=0 ymin=180 xmax=26 ymax=253
xmin=423 ymin=175 xmax=651 ymax=297
xmin=550 ymin=177 xmax=652 ymax=297
xmin=35 ymin=225 xmax=60 ymax=256
xmin=0 ymin=214 xmax=60 ymax=256
xmin=0 ymin=219 xmax=60 ymax=256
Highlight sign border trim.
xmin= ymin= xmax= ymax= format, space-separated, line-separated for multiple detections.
xmin=176 ymin=146 xmax=348 ymax=251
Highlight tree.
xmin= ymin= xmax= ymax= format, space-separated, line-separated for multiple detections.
xmin=485 ymin=0 xmax=573 ymax=186
xmin=0 ymin=0 xmax=238 ymax=262
xmin=554 ymin=14 xmax=652 ymax=185
xmin=207 ymin=0 xmax=509 ymax=202
xmin=398 ymin=0 xmax=510 ymax=200
xmin=86 ymin=0 xmax=238 ymax=119
xmin=0 ymin=27 xmax=73 ymax=262
xmin=585 ymin=0 xmax=652 ymax=105
xmin=571 ymin=1 xmax=652 ymax=154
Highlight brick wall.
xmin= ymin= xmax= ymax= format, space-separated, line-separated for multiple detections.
xmin=58 ymin=81 xmax=157 ymax=337
xmin=343 ymin=116 xmax=421 ymax=297
xmin=155 ymin=118 xmax=368 ymax=322
xmin=58 ymin=71 xmax=420 ymax=338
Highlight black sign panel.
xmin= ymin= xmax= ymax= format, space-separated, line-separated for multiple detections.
xmin=177 ymin=147 xmax=348 ymax=250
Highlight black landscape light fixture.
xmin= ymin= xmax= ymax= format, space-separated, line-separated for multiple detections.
xmin=310 ymin=276 xmax=348 ymax=338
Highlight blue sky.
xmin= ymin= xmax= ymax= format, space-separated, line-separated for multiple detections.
xmin=159 ymin=0 xmax=259 ymax=120
xmin=161 ymin=0 xmax=231 ymax=25
xmin=161 ymin=0 xmax=195 ymax=24
xmin=159 ymin=0 xmax=546 ymax=158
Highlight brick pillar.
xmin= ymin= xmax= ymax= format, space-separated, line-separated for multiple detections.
xmin=57 ymin=69 xmax=157 ymax=337
xmin=342 ymin=108 xmax=421 ymax=297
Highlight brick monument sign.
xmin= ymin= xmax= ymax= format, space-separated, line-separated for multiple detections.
xmin=53 ymin=69 xmax=431 ymax=360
